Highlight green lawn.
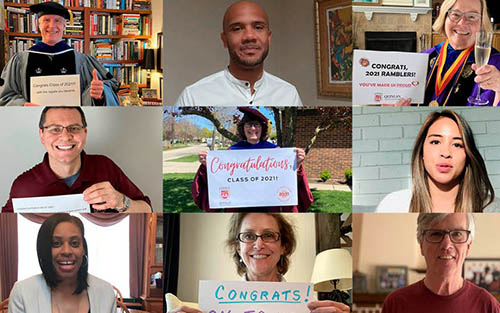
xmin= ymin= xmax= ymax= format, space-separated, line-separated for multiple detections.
xmin=166 ymin=154 xmax=198 ymax=162
xmin=309 ymin=190 xmax=352 ymax=213
xmin=163 ymin=173 xmax=352 ymax=213
xmin=163 ymin=173 xmax=202 ymax=212
xmin=162 ymin=144 xmax=190 ymax=151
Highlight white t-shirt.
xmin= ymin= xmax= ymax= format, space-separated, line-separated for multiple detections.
xmin=376 ymin=188 xmax=500 ymax=212
xmin=175 ymin=68 xmax=303 ymax=106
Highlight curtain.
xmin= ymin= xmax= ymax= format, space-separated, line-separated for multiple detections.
xmin=163 ymin=213 xmax=180 ymax=312
xmin=129 ymin=213 xmax=147 ymax=297
xmin=0 ymin=213 xmax=18 ymax=301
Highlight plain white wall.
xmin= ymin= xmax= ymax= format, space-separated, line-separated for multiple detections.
xmin=163 ymin=0 xmax=351 ymax=106
xmin=177 ymin=213 xmax=317 ymax=302
xmin=0 ymin=107 xmax=163 ymax=212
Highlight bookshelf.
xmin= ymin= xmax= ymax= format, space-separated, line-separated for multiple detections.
xmin=2 ymin=1 xmax=152 ymax=88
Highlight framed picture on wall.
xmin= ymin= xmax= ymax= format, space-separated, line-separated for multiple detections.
xmin=376 ymin=266 xmax=408 ymax=293
xmin=463 ymin=258 xmax=500 ymax=294
xmin=315 ymin=0 xmax=352 ymax=97
xmin=352 ymin=0 xmax=378 ymax=3
xmin=413 ymin=0 xmax=431 ymax=7
xmin=381 ymin=0 xmax=412 ymax=5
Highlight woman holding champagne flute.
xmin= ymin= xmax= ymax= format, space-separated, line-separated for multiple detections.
xmin=395 ymin=0 xmax=500 ymax=106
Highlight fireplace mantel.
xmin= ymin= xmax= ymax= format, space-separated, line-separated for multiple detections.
xmin=353 ymin=5 xmax=432 ymax=22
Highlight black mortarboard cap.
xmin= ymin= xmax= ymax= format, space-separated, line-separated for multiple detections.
xmin=30 ymin=2 xmax=70 ymax=20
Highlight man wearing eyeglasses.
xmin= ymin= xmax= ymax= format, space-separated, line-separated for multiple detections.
xmin=382 ymin=213 xmax=500 ymax=313
xmin=1 ymin=107 xmax=152 ymax=212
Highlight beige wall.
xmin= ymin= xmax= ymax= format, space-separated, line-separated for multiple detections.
xmin=177 ymin=213 xmax=317 ymax=302
xmin=354 ymin=213 xmax=500 ymax=293
xmin=163 ymin=0 xmax=351 ymax=106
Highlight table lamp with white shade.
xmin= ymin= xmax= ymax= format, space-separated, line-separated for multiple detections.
xmin=310 ymin=248 xmax=353 ymax=304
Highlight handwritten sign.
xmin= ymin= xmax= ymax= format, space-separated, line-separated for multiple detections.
xmin=206 ymin=148 xmax=298 ymax=208
xmin=13 ymin=194 xmax=90 ymax=213
xmin=31 ymin=74 xmax=81 ymax=106
xmin=353 ymin=49 xmax=428 ymax=105
xmin=199 ymin=280 xmax=313 ymax=313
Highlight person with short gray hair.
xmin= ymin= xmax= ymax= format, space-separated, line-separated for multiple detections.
xmin=382 ymin=213 xmax=499 ymax=313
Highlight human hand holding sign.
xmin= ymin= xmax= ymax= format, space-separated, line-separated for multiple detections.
xmin=307 ymin=300 xmax=351 ymax=313
xmin=83 ymin=181 xmax=125 ymax=211
xmin=90 ymin=68 xmax=104 ymax=100
xmin=295 ymin=148 xmax=305 ymax=165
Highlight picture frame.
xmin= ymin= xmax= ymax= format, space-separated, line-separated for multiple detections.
xmin=142 ymin=88 xmax=157 ymax=99
xmin=413 ymin=0 xmax=431 ymax=7
xmin=463 ymin=258 xmax=500 ymax=294
xmin=376 ymin=266 xmax=408 ymax=293
xmin=157 ymin=32 xmax=163 ymax=72
xmin=381 ymin=0 xmax=412 ymax=6
xmin=315 ymin=0 xmax=352 ymax=97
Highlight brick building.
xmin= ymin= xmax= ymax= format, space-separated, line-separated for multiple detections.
xmin=293 ymin=108 xmax=352 ymax=181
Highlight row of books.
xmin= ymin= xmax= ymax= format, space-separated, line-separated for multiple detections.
xmin=7 ymin=37 xmax=83 ymax=58
xmin=103 ymin=63 xmax=147 ymax=86
xmin=90 ymin=13 xmax=151 ymax=36
xmin=5 ymin=7 xmax=83 ymax=35
xmin=5 ymin=0 xmax=150 ymax=10
xmin=90 ymin=39 xmax=145 ymax=61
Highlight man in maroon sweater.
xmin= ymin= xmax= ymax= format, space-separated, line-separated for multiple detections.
xmin=382 ymin=213 xmax=500 ymax=313
xmin=2 ymin=107 xmax=151 ymax=212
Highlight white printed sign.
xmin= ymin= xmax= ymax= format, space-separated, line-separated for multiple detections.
xmin=206 ymin=148 xmax=298 ymax=208
xmin=353 ymin=49 xmax=429 ymax=105
xmin=199 ymin=280 xmax=313 ymax=313
xmin=13 ymin=194 xmax=90 ymax=213
xmin=31 ymin=74 xmax=81 ymax=106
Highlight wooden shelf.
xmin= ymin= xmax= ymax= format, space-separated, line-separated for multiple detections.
xmin=4 ymin=3 xmax=150 ymax=14
xmin=120 ymin=84 xmax=147 ymax=89
xmin=101 ymin=59 xmax=143 ymax=64
xmin=89 ymin=8 xmax=151 ymax=14
xmin=7 ymin=32 xmax=84 ymax=39
xmin=90 ymin=35 xmax=151 ymax=40
xmin=5 ymin=2 xmax=84 ymax=10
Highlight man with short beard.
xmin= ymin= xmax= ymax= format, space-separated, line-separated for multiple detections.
xmin=175 ymin=1 xmax=302 ymax=107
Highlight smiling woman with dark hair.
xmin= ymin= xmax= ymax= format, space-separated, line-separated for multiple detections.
xmin=8 ymin=213 xmax=115 ymax=313
xmin=376 ymin=110 xmax=500 ymax=212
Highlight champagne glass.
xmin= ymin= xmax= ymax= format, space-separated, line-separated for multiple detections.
xmin=468 ymin=31 xmax=493 ymax=105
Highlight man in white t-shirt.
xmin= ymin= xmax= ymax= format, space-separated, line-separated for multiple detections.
xmin=175 ymin=1 xmax=302 ymax=107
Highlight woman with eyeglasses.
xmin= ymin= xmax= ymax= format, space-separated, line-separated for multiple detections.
xmin=8 ymin=214 xmax=115 ymax=313
xmin=168 ymin=213 xmax=350 ymax=313
xmin=394 ymin=0 xmax=500 ymax=106
xmin=192 ymin=107 xmax=313 ymax=212
xmin=376 ymin=110 xmax=500 ymax=212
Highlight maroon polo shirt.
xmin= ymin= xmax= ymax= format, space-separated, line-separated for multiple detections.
xmin=2 ymin=151 xmax=151 ymax=212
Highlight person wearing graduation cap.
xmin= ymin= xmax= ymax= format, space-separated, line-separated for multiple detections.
xmin=192 ymin=107 xmax=314 ymax=212
xmin=0 ymin=2 xmax=120 ymax=106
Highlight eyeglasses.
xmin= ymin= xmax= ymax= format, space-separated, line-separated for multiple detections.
xmin=41 ymin=124 xmax=86 ymax=135
xmin=237 ymin=231 xmax=281 ymax=243
xmin=447 ymin=10 xmax=481 ymax=24
xmin=244 ymin=122 xmax=262 ymax=129
xmin=422 ymin=229 xmax=470 ymax=243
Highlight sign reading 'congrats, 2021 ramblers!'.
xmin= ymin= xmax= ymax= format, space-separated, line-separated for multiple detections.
xmin=206 ymin=148 xmax=298 ymax=208
xmin=353 ymin=49 xmax=428 ymax=105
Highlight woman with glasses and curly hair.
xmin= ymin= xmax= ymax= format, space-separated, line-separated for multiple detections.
xmin=393 ymin=0 xmax=500 ymax=106
xmin=377 ymin=110 xmax=499 ymax=212
xmin=8 ymin=214 xmax=115 ymax=313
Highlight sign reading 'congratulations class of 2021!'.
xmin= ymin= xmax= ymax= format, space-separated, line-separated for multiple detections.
xmin=206 ymin=148 xmax=298 ymax=208
xmin=199 ymin=280 xmax=313 ymax=313
xmin=353 ymin=49 xmax=429 ymax=105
